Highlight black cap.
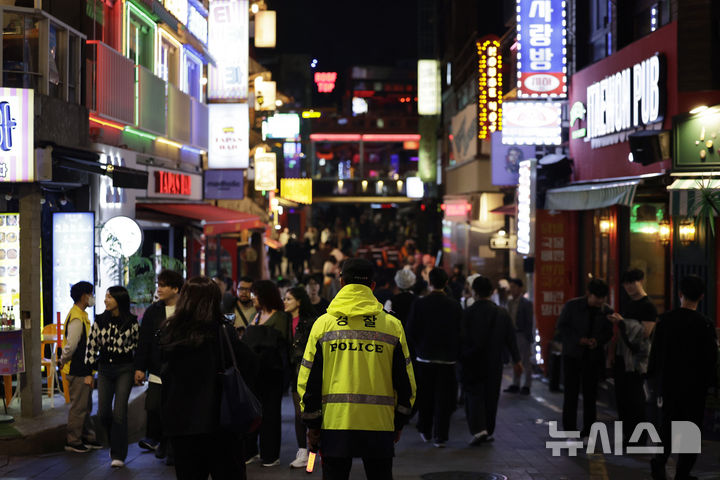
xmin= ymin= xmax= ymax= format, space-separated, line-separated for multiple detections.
xmin=341 ymin=258 xmax=374 ymax=286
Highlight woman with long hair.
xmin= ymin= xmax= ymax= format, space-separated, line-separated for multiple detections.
xmin=85 ymin=286 xmax=139 ymax=468
xmin=242 ymin=280 xmax=290 ymax=467
xmin=283 ymin=286 xmax=318 ymax=468
xmin=159 ymin=276 xmax=257 ymax=480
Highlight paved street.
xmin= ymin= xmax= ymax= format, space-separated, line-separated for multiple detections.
xmin=2 ymin=369 xmax=719 ymax=480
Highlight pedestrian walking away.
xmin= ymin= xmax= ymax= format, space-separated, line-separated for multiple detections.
xmin=297 ymin=258 xmax=416 ymax=480
xmin=554 ymin=278 xmax=613 ymax=437
xmin=84 ymin=286 xmax=139 ymax=468
xmin=460 ymin=276 xmax=523 ymax=445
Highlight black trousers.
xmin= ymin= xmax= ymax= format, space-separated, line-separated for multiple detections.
xmin=654 ymin=392 xmax=706 ymax=479
xmin=245 ymin=368 xmax=283 ymax=462
xmin=145 ymin=382 xmax=163 ymax=442
xmin=415 ymin=362 xmax=457 ymax=442
xmin=321 ymin=456 xmax=393 ymax=480
xmin=562 ymin=355 xmax=600 ymax=434
xmin=172 ymin=431 xmax=246 ymax=480
xmin=613 ymin=360 xmax=645 ymax=442
xmin=464 ymin=367 xmax=503 ymax=436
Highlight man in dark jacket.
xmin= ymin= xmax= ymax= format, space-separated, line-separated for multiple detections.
xmin=134 ymin=270 xmax=184 ymax=459
xmin=555 ymin=278 xmax=613 ymax=437
xmin=406 ymin=268 xmax=463 ymax=447
xmin=648 ymin=275 xmax=718 ymax=480
xmin=504 ymin=278 xmax=534 ymax=395
xmin=461 ymin=276 xmax=522 ymax=445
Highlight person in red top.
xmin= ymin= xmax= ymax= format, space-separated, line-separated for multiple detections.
xmin=283 ymin=286 xmax=318 ymax=469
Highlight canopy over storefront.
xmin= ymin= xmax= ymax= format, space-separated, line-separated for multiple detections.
xmin=137 ymin=203 xmax=265 ymax=235
xmin=545 ymin=179 xmax=641 ymax=211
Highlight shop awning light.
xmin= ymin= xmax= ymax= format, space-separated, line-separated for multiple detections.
xmin=157 ymin=137 xmax=184 ymax=149
xmin=124 ymin=126 xmax=157 ymax=141
xmin=309 ymin=133 xmax=362 ymax=142
xmin=362 ymin=134 xmax=422 ymax=142
xmin=182 ymin=145 xmax=206 ymax=155
xmin=89 ymin=115 xmax=125 ymax=131
xmin=690 ymin=105 xmax=708 ymax=114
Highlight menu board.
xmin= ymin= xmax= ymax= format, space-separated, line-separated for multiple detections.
xmin=53 ymin=213 xmax=95 ymax=323
xmin=0 ymin=213 xmax=20 ymax=327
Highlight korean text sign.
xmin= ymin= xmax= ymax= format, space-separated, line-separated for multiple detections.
xmin=0 ymin=88 xmax=34 ymax=182
xmin=517 ymin=0 xmax=567 ymax=97
xmin=208 ymin=0 xmax=248 ymax=100
xmin=53 ymin=212 xmax=95 ymax=324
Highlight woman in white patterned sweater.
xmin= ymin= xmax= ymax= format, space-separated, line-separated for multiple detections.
xmin=85 ymin=286 xmax=139 ymax=468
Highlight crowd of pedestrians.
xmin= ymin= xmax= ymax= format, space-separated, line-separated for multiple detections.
xmin=56 ymin=254 xmax=718 ymax=480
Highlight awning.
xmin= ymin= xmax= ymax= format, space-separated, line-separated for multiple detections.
xmin=545 ymin=180 xmax=640 ymax=211
xmin=264 ymin=237 xmax=283 ymax=249
xmin=137 ymin=203 xmax=266 ymax=235
xmin=490 ymin=204 xmax=517 ymax=215
xmin=667 ymin=178 xmax=720 ymax=216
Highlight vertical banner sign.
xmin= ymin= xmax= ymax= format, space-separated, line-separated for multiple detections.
xmin=517 ymin=0 xmax=567 ymax=97
xmin=417 ymin=60 xmax=441 ymax=115
xmin=0 ymin=88 xmax=34 ymax=182
xmin=208 ymin=0 xmax=248 ymax=100
xmin=0 ymin=214 xmax=20 ymax=325
xmin=534 ymin=209 xmax=577 ymax=372
xmin=208 ymin=103 xmax=249 ymax=168
xmin=254 ymin=152 xmax=277 ymax=191
xmin=477 ymin=36 xmax=502 ymax=140
xmin=516 ymin=159 xmax=536 ymax=253
xmin=53 ymin=212 xmax=95 ymax=324
xmin=418 ymin=116 xmax=438 ymax=182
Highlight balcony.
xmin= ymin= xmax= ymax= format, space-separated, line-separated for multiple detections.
xmin=137 ymin=65 xmax=166 ymax=136
xmin=167 ymin=83 xmax=191 ymax=144
xmin=86 ymin=41 xmax=134 ymax=124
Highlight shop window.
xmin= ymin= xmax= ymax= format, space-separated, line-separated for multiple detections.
xmin=126 ymin=3 xmax=155 ymax=70
xmin=629 ymin=203 xmax=668 ymax=313
xmin=159 ymin=33 xmax=180 ymax=87
xmin=184 ymin=49 xmax=203 ymax=101
xmin=2 ymin=14 xmax=40 ymax=89
xmin=588 ymin=0 xmax=611 ymax=61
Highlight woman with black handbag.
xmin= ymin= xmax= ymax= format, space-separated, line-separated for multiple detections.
xmin=159 ymin=276 xmax=258 ymax=480
xmin=242 ymin=280 xmax=290 ymax=467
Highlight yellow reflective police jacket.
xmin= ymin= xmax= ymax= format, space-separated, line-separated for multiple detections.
xmin=297 ymin=283 xmax=416 ymax=432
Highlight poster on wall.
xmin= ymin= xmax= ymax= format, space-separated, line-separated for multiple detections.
xmin=208 ymin=103 xmax=249 ymax=169
xmin=0 ymin=330 xmax=24 ymax=374
xmin=53 ymin=212 xmax=95 ymax=323
xmin=491 ymin=132 xmax=535 ymax=186
xmin=0 ymin=213 xmax=20 ymax=327
xmin=208 ymin=0 xmax=248 ymax=100
xmin=0 ymin=88 xmax=34 ymax=183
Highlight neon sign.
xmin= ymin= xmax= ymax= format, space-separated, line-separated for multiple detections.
xmin=477 ymin=36 xmax=502 ymax=140
xmin=187 ymin=3 xmax=208 ymax=44
xmin=417 ymin=60 xmax=441 ymax=115
xmin=208 ymin=0 xmax=248 ymax=100
xmin=517 ymin=0 xmax=568 ymax=97
xmin=154 ymin=170 xmax=192 ymax=195
xmin=0 ymin=88 xmax=33 ymax=182
xmin=314 ymin=72 xmax=337 ymax=93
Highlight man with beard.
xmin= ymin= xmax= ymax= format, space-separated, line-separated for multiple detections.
xmin=233 ymin=276 xmax=257 ymax=331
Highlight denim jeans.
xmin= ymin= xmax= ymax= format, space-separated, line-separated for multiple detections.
xmin=97 ymin=363 xmax=134 ymax=461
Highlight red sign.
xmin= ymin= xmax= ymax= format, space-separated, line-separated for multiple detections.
xmin=441 ymin=202 xmax=471 ymax=219
xmin=314 ymin=72 xmax=337 ymax=93
xmin=534 ymin=209 xmax=578 ymax=372
xmin=568 ymin=22 xmax=678 ymax=181
xmin=155 ymin=171 xmax=192 ymax=196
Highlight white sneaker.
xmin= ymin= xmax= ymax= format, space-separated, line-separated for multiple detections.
xmin=262 ymin=458 xmax=280 ymax=467
xmin=289 ymin=448 xmax=309 ymax=468
xmin=110 ymin=459 xmax=124 ymax=468
xmin=245 ymin=454 xmax=261 ymax=465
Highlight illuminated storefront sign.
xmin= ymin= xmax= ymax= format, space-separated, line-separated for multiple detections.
xmin=254 ymin=10 xmax=276 ymax=48
xmin=302 ymin=110 xmax=321 ymax=119
xmin=477 ymin=37 xmax=502 ymax=140
xmin=0 ymin=88 xmax=34 ymax=182
xmin=208 ymin=103 xmax=249 ymax=169
xmin=417 ymin=60 xmax=441 ymax=115
xmin=53 ymin=212 xmax=94 ymax=325
xmin=208 ymin=0 xmax=248 ymax=100
xmin=517 ymin=159 xmax=536 ymax=255
xmin=314 ymin=72 xmax=337 ymax=93
xmin=205 ymin=169 xmax=244 ymax=199
xmin=586 ymin=54 xmax=664 ymax=145
xmin=280 ymin=178 xmax=312 ymax=204
xmin=154 ymin=170 xmax=192 ymax=195
xmin=101 ymin=216 xmax=142 ymax=258
xmin=254 ymin=151 xmax=277 ymax=191
xmin=262 ymin=113 xmax=300 ymax=140
xmin=442 ymin=201 xmax=472 ymax=220
xmin=164 ymin=0 xmax=188 ymax=24
xmin=406 ymin=176 xmax=424 ymax=199
xmin=502 ymin=101 xmax=562 ymax=145
xmin=187 ymin=3 xmax=208 ymax=44
xmin=254 ymin=77 xmax=276 ymax=111
xmin=517 ymin=0 xmax=568 ymax=97
xmin=0 ymin=214 xmax=20 ymax=325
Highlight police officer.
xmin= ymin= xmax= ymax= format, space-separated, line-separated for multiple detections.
xmin=297 ymin=258 xmax=416 ymax=480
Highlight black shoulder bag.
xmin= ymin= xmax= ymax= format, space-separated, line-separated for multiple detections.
xmin=218 ymin=324 xmax=263 ymax=434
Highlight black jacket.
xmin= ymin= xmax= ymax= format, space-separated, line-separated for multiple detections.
xmin=406 ymin=291 xmax=463 ymax=363
xmin=460 ymin=299 xmax=520 ymax=384
xmin=134 ymin=301 xmax=167 ymax=377
xmin=554 ymin=296 xmax=613 ymax=359
xmin=388 ymin=291 xmax=415 ymax=327
xmin=291 ymin=314 xmax=317 ymax=370
xmin=160 ymin=319 xmax=259 ymax=437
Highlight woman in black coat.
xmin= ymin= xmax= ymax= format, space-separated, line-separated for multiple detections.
xmin=159 ymin=276 xmax=258 ymax=480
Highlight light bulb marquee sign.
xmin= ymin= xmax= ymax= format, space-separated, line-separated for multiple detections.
xmin=477 ymin=36 xmax=502 ymax=140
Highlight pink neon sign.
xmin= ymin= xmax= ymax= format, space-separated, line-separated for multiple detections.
xmin=314 ymin=72 xmax=337 ymax=93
